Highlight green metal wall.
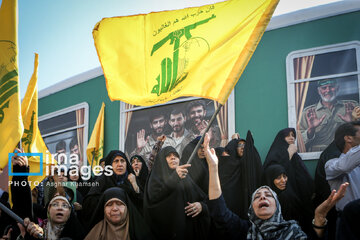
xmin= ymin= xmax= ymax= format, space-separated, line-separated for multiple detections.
xmin=38 ymin=75 xmax=120 ymax=156
xmin=234 ymin=11 xmax=360 ymax=175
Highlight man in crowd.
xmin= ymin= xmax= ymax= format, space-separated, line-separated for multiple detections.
xmin=55 ymin=140 xmax=66 ymax=165
xmin=168 ymin=108 xmax=193 ymax=155
xmin=70 ymin=137 xmax=83 ymax=166
xmin=300 ymin=79 xmax=358 ymax=152
xmin=325 ymin=121 xmax=360 ymax=211
xmin=134 ymin=111 xmax=175 ymax=166
xmin=186 ymin=100 xmax=208 ymax=136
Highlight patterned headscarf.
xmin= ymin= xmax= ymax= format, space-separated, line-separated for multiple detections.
xmin=247 ymin=186 xmax=307 ymax=240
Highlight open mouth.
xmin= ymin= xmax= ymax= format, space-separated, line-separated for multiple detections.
xmin=259 ymin=202 xmax=269 ymax=208
xmin=56 ymin=213 xmax=64 ymax=217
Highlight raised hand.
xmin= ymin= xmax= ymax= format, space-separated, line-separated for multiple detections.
xmin=313 ymin=182 xmax=348 ymax=238
xmin=204 ymin=133 xmax=218 ymax=167
xmin=352 ymin=106 xmax=360 ymax=121
xmin=12 ymin=148 xmax=28 ymax=167
xmin=231 ymin=133 xmax=240 ymax=139
xmin=128 ymin=173 xmax=140 ymax=193
xmin=315 ymin=182 xmax=349 ymax=218
xmin=0 ymin=228 xmax=12 ymax=240
xmin=306 ymin=108 xmax=326 ymax=130
xmin=338 ymin=102 xmax=355 ymax=122
xmin=136 ymin=129 xmax=148 ymax=151
xmin=128 ymin=173 xmax=136 ymax=184
xmin=176 ymin=164 xmax=191 ymax=179
xmin=196 ymin=120 xmax=209 ymax=135
xmin=287 ymin=144 xmax=298 ymax=160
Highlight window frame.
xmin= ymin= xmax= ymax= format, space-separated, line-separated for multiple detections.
xmin=38 ymin=102 xmax=89 ymax=164
xmin=286 ymin=41 xmax=360 ymax=160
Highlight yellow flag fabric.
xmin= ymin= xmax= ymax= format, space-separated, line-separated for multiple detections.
xmin=93 ymin=0 xmax=279 ymax=106
xmin=86 ymin=102 xmax=105 ymax=170
xmin=21 ymin=53 xmax=55 ymax=189
xmin=0 ymin=0 xmax=23 ymax=169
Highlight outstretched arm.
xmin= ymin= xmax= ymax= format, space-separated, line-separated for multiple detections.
xmin=204 ymin=133 xmax=221 ymax=200
xmin=313 ymin=182 xmax=349 ymax=238
xmin=204 ymin=133 xmax=250 ymax=239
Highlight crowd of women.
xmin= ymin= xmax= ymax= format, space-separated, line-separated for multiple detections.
xmin=0 ymin=127 xmax=356 ymax=240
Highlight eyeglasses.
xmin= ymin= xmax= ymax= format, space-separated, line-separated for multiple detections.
xmin=50 ymin=202 xmax=70 ymax=209
xmin=237 ymin=143 xmax=245 ymax=148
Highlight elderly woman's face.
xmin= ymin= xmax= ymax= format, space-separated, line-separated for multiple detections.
xmin=48 ymin=199 xmax=71 ymax=224
xmin=105 ymin=198 xmax=127 ymax=225
xmin=252 ymin=188 xmax=276 ymax=220
xmin=112 ymin=156 xmax=127 ymax=175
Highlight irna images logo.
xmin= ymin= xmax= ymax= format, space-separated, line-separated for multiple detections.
xmin=8 ymin=152 xmax=43 ymax=176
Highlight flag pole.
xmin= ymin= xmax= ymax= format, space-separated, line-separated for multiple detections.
xmin=186 ymin=103 xmax=223 ymax=164
xmin=90 ymin=152 xmax=95 ymax=177
xmin=0 ymin=201 xmax=43 ymax=239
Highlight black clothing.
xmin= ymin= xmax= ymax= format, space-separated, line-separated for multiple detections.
xmin=144 ymin=146 xmax=210 ymax=240
xmin=314 ymin=141 xmax=341 ymax=206
xmin=82 ymin=150 xmax=143 ymax=229
xmin=314 ymin=141 xmax=341 ymax=240
xmin=130 ymin=155 xmax=149 ymax=191
xmin=87 ymin=187 xmax=155 ymax=239
xmin=219 ymin=131 xmax=262 ymax=219
xmin=10 ymin=165 xmax=85 ymax=240
xmin=207 ymin=195 xmax=250 ymax=240
xmin=180 ymin=138 xmax=209 ymax=194
xmin=263 ymin=128 xmax=314 ymax=201
xmin=263 ymin=128 xmax=315 ymax=238
xmin=263 ymin=164 xmax=315 ymax=238
xmin=338 ymin=199 xmax=360 ymax=240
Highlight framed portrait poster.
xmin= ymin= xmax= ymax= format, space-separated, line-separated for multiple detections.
xmin=287 ymin=41 xmax=360 ymax=159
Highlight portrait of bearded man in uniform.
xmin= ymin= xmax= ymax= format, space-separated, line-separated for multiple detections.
xmin=299 ymin=78 xmax=359 ymax=152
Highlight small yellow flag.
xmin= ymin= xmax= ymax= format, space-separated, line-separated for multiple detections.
xmin=0 ymin=0 xmax=23 ymax=169
xmin=93 ymin=0 xmax=279 ymax=106
xmin=87 ymin=102 xmax=105 ymax=170
xmin=21 ymin=53 xmax=55 ymax=189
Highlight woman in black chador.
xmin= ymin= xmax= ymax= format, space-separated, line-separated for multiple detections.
xmin=218 ymin=131 xmax=263 ymax=219
xmin=263 ymin=164 xmax=316 ymax=238
xmin=130 ymin=155 xmax=149 ymax=192
xmin=82 ymin=150 xmax=143 ymax=228
xmin=86 ymin=187 xmax=155 ymax=240
xmin=180 ymin=137 xmax=209 ymax=195
xmin=144 ymin=146 xmax=210 ymax=240
xmin=263 ymin=128 xmax=314 ymax=201
xmin=263 ymin=128 xmax=315 ymax=237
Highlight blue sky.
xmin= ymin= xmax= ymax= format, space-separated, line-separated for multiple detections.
xmin=1 ymin=0 xmax=341 ymax=97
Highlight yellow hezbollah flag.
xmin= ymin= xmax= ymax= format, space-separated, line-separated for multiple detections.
xmin=21 ymin=54 xmax=55 ymax=189
xmin=87 ymin=102 xmax=105 ymax=170
xmin=93 ymin=0 xmax=279 ymax=106
xmin=0 ymin=0 xmax=23 ymax=169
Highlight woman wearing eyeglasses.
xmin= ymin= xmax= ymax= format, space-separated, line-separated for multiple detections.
xmin=8 ymin=149 xmax=85 ymax=240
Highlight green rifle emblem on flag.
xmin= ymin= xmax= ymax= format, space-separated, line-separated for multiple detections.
xmin=21 ymin=111 xmax=35 ymax=153
xmin=151 ymin=14 xmax=216 ymax=96
xmin=0 ymin=41 xmax=18 ymax=123
xmin=91 ymin=140 xmax=104 ymax=165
